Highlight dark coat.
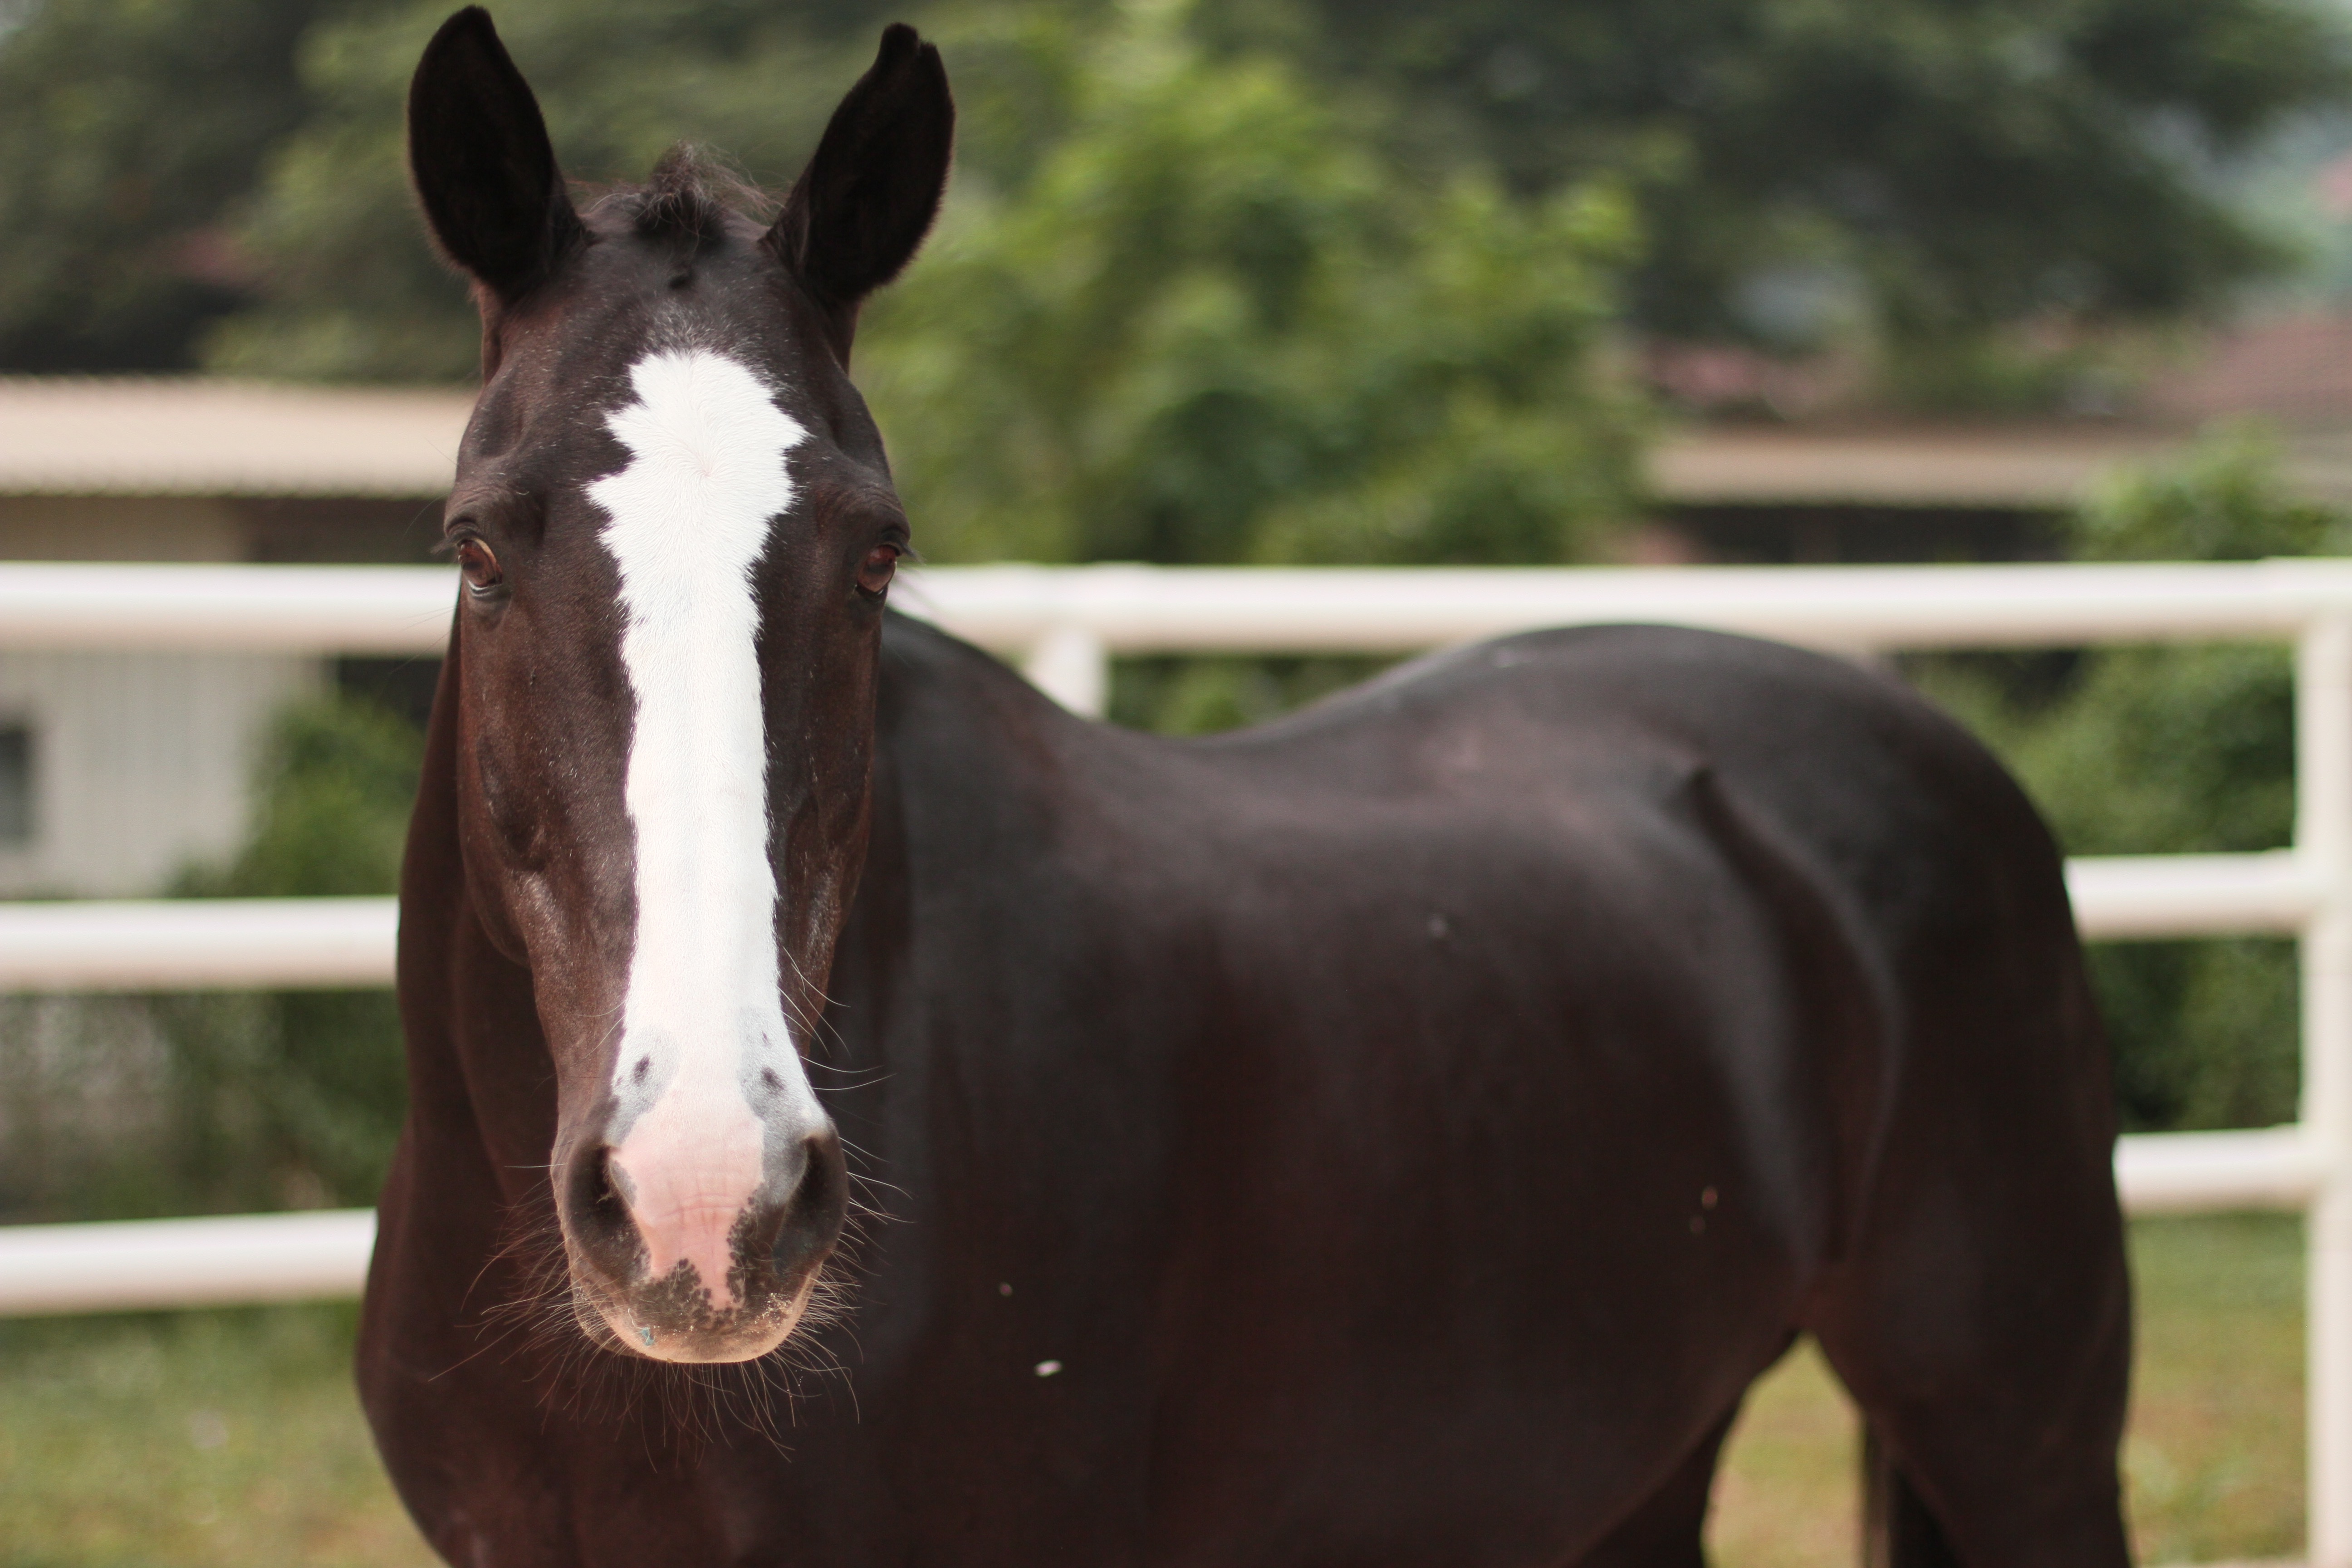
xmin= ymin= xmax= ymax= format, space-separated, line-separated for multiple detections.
xmin=361 ymin=613 xmax=2131 ymax=1567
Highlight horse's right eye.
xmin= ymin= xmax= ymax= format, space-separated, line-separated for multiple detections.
xmin=856 ymin=542 xmax=901 ymax=601
xmin=456 ymin=538 xmax=504 ymax=595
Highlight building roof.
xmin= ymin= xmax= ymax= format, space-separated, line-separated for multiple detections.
xmin=1648 ymin=426 xmax=2189 ymax=510
xmin=3 ymin=373 xmax=2349 ymax=510
xmin=0 ymin=377 xmax=472 ymax=497
xmin=2146 ymin=313 xmax=2352 ymax=430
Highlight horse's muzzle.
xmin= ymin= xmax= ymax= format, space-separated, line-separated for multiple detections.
xmin=557 ymin=1120 xmax=848 ymax=1362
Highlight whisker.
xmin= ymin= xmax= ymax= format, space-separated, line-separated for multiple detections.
xmin=421 ymin=1153 xmax=875 ymax=1457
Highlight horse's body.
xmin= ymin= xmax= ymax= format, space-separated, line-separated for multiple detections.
xmin=371 ymin=613 xmax=2129 ymax=1564
xmin=363 ymin=12 xmax=2131 ymax=1563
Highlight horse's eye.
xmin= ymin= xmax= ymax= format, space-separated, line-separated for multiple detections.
xmin=856 ymin=543 xmax=900 ymax=601
xmin=456 ymin=538 xmax=503 ymax=595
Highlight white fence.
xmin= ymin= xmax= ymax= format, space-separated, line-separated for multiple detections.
xmin=0 ymin=559 xmax=2347 ymax=1558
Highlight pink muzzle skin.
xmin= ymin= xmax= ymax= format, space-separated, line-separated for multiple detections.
xmin=607 ymin=1082 xmax=768 ymax=1311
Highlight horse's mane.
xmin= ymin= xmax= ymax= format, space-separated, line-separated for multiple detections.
xmin=584 ymin=143 xmax=780 ymax=247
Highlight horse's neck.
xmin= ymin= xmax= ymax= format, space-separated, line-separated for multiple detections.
xmin=870 ymin=611 xmax=1090 ymax=813
xmin=396 ymin=627 xmax=559 ymax=1201
xmin=821 ymin=612 xmax=1078 ymax=1054
xmin=834 ymin=608 xmax=1044 ymax=945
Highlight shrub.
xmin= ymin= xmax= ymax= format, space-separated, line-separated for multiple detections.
xmin=146 ymin=691 xmax=422 ymax=1213
xmin=1912 ymin=427 xmax=2344 ymax=1131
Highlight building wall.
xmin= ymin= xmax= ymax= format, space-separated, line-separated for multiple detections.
xmin=0 ymin=650 xmax=324 ymax=897
xmin=0 ymin=495 xmax=246 ymax=561
xmin=0 ymin=494 xmax=442 ymax=564
xmin=0 ymin=490 xmax=438 ymax=900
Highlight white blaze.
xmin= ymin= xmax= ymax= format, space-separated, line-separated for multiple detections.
xmin=587 ymin=347 xmax=821 ymax=1310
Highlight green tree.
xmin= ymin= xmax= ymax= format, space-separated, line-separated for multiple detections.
xmin=208 ymin=0 xmax=905 ymax=379
xmin=0 ymin=0 xmax=330 ymax=371
xmin=1915 ymin=428 xmax=2344 ymax=1131
xmin=153 ymin=692 xmax=422 ymax=1211
xmin=856 ymin=5 xmax=1643 ymax=567
xmin=210 ymin=0 xmax=1646 ymax=567
xmin=7 ymin=0 xmax=2347 ymax=379
xmin=1215 ymin=0 xmax=2352 ymax=356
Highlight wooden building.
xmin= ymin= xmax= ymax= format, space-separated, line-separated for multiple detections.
xmin=0 ymin=378 xmax=466 ymax=897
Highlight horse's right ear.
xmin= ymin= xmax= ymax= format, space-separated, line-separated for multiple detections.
xmin=407 ymin=7 xmax=584 ymax=306
xmin=767 ymin=23 xmax=954 ymax=362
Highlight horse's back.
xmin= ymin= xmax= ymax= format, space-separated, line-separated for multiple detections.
xmin=1200 ymin=621 xmax=2108 ymax=1147
xmin=1230 ymin=622 xmax=2131 ymax=1563
xmin=850 ymin=617 xmax=2126 ymax=1564
xmin=1194 ymin=620 xmax=2122 ymax=1317
xmin=870 ymin=610 xmax=2114 ymax=1262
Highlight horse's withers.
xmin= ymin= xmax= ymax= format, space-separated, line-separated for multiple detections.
xmin=399 ymin=7 xmax=950 ymax=1363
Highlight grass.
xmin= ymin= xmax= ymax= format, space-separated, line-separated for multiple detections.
xmin=0 ymin=1305 xmax=429 ymax=1568
xmin=0 ymin=1215 xmax=2310 ymax=1565
xmin=1709 ymin=1214 xmax=2306 ymax=1565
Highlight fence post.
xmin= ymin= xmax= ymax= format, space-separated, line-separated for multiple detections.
xmin=1021 ymin=622 xmax=1110 ymax=718
xmin=2303 ymin=614 xmax=2352 ymax=1567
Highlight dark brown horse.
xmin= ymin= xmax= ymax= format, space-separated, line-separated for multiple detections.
xmin=361 ymin=10 xmax=2133 ymax=1564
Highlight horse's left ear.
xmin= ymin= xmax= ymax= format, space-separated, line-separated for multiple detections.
xmin=767 ymin=23 xmax=954 ymax=362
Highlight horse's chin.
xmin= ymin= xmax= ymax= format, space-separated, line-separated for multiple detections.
xmin=570 ymin=1271 xmax=814 ymax=1364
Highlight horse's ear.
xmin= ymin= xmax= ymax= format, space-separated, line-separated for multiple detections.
xmin=767 ymin=23 xmax=954 ymax=361
xmin=407 ymin=7 xmax=585 ymax=306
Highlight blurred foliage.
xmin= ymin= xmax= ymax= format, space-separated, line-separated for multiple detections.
xmin=0 ymin=0 xmax=327 ymax=370
xmin=0 ymin=991 xmax=182 ymax=1222
xmin=207 ymin=0 xmax=901 ymax=379
xmin=1107 ymin=654 xmax=1389 ymax=736
xmin=1913 ymin=427 xmax=2347 ymax=1131
xmin=0 ymin=691 xmax=420 ymax=1222
xmin=147 ymin=692 xmax=421 ymax=1212
xmin=1214 ymin=0 xmax=2352 ymax=356
xmin=206 ymin=0 xmax=1649 ymax=571
xmin=855 ymin=5 xmax=1643 ymax=566
xmin=5 ymin=0 xmax=2347 ymax=396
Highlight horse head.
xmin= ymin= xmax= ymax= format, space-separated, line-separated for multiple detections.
xmin=404 ymin=7 xmax=951 ymax=1364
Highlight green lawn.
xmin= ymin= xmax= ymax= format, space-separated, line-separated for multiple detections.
xmin=0 ymin=1216 xmax=2308 ymax=1566
xmin=1710 ymin=1214 xmax=2307 ymax=1565
xmin=0 ymin=1305 xmax=429 ymax=1568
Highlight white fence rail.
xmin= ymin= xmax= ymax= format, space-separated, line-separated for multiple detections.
xmin=0 ymin=854 xmax=2308 ymax=994
xmin=2 ymin=559 xmax=2349 ymax=1558
xmin=0 ymin=897 xmax=399 ymax=991
xmin=0 ymin=1210 xmax=379 ymax=1316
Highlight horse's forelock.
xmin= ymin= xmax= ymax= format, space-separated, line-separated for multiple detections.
xmin=585 ymin=144 xmax=779 ymax=250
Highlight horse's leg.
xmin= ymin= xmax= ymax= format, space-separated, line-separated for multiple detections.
xmin=1812 ymin=1258 xmax=2130 ymax=1567
xmin=1860 ymin=1425 xmax=1960 ymax=1568
xmin=1805 ymin=1014 xmax=2134 ymax=1566
xmin=1567 ymin=1406 xmax=1739 ymax=1568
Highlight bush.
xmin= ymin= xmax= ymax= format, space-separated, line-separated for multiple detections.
xmin=1912 ymin=427 xmax=2345 ymax=1131
xmin=145 ymin=691 xmax=421 ymax=1214
xmin=855 ymin=3 xmax=1644 ymax=569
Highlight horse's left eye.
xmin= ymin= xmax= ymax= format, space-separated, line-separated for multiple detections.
xmin=455 ymin=538 xmax=503 ymax=596
xmin=857 ymin=543 xmax=900 ymax=601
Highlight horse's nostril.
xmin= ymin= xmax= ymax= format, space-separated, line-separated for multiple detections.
xmin=568 ymin=1143 xmax=627 ymax=1218
xmin=770 ymin=1129 xmax=848 ymax=1277
xmin=560 ymin=1140 xmax=643 ymax=1281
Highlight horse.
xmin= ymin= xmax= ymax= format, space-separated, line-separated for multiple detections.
xmin=360 ymin=10 xmax=2134 ymax=1565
